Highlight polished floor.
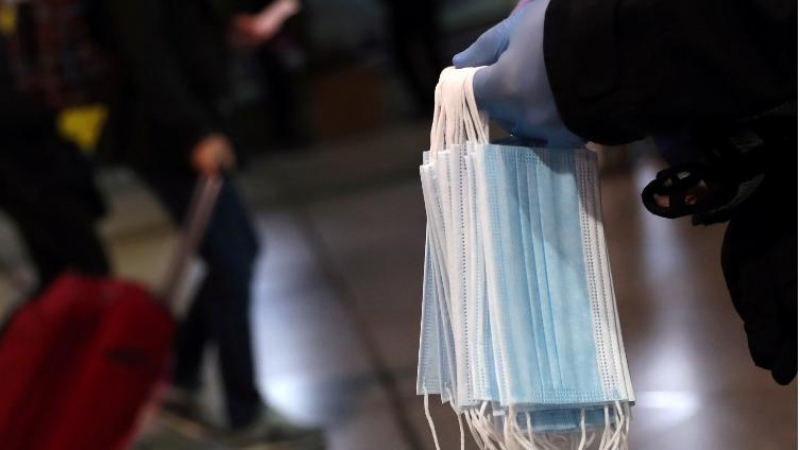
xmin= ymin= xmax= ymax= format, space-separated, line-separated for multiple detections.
xmin=0 ymin=124 xmax=795 ymax=449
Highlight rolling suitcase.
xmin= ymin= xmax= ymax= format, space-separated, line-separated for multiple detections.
xmin=0 ymin=175 xmax=222 ymax=450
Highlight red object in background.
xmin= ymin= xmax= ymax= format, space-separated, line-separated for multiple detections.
xmin=0 ymin=176 xmax=220 ymax=449
xmin=0 ymin=274 xmax=175 ymax=450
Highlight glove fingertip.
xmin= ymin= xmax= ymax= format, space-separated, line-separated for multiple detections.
xmin=453 ymin=17 xmax=512 ymax=69
xmin=772 ymin=365 xmax=796 ymax=385
xmin=452 ymin=50 xmax=471 ymax=69
xmin=771 ymin=338 xmax=797 ymax=385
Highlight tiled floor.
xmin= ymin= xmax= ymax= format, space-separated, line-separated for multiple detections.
xmin=0 ymin=124 xmax=795 ymax=449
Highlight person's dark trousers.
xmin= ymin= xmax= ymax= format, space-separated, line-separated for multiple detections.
xmin=257 ymin=43 xmax=303 ymax=147
xmin=141 ymin=170 xmax=262 ymax=428
xmin=386 ymin=0 xmax=443 ymax=112
xmin=0 ymin=139 xmax=110 ymax=290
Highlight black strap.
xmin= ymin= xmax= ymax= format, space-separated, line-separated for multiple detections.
xmin=642 ymin=103 xmax=795 ymax=224
xmin=641 ymin=163 xmax=711 ymax=219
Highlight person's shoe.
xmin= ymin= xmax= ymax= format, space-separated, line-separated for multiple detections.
xmin=223 ymin=406 xmax=325 ymax=449
xmin=160 ymin=386 xmax=208 ymax=426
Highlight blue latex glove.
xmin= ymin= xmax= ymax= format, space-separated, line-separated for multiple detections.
xmin=453 ymin=0 xmax=585 ymax=148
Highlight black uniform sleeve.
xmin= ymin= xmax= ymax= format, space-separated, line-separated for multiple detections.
xmin=542 ymin=0 xmax=797 ymax=145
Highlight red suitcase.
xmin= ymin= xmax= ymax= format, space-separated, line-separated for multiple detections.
xmin=0 ymin=176 xmax=222 ymax=450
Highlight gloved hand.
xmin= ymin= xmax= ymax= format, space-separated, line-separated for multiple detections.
xmin=721 ymin=154 xmax=797 ymax=385
xmin=513 ymin=0 xmax=534 ymax=12
xmin=453 ymin=0 xmax=584 ymax=148
xmin=723 ymin=221 xmax=797 ymax=385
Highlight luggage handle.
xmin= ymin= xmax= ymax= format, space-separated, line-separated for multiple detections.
xmin=159 ymin=175 xmax=223 ymax=308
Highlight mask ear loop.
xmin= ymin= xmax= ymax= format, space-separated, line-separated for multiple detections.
xmin=599 ymin=405 xmax=610 ymax=449
xmin=430 ymin=78 xmax=446 ymax=159
xmin=525 ymin=412 xmax=540 ymax=450
xmin=577 ymin=409 xmax=588 ymax=450
xmin=440 ymin=67 xmax=459 ymax=150
xmin=603 ymin=401 xmax=621 ymax=450
xmin=432 ymin=67 xmax=464 ymax=157
xmin=423 ymin=389 xmax=443 ymax=450
xmin=448 ymin=403 xmax=466 ymax=450
xmin=622 ymin=402 xmax=631 ymax=447
xmin=460 ymin=68 xmax=479 ymax=144
xmin=474 ymin=401 xmax=505 ymax=450
xmin=507 ymin=407 xmax=536 ymax=450
xmin=503 ymin=408 xmax=512 ymax=450
xmin=482 ymin=409 xmax=505 ymax=450
xmin=441 ymin=66 xmax=477 ymax=148
xmin=466 ymin=408 xmax=491 ymax=450
xmin=506 ymin=409 xmax=537 ymax=450
xmin=454 ymin=69 xmax=472 ymax=146
xmin=463 ymin=67 xmax=490 ymax=145
xmin=606 ymin=400 xmax=628 ymax=449
xmin=490 ymin=411 xmax=508 ymax=450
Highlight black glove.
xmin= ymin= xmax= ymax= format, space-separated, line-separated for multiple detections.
xmin=722 ymin=227 xmax=797 ymax=384
xmin=648 ymin=103 xmax=797 ymax=385
xmin=720 ymin=146 xmax=797 ymax=385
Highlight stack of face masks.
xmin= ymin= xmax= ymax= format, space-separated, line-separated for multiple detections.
xmin=417 ymin=67 xmax=634 ymax=450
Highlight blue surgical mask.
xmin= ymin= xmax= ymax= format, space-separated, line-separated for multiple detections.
xmin=417 ymin=67 xmax=634 ymax=450
xmin=465 ymin=145 xmax=499 ymax=405
xmin=471 ymin=143 xmax=634 ymax=443
xmin=417 ymin=228 xmax=442 ymax=397
xmin=475 ymin=145 xmax=608 ymax=405
xmin=419 ymin=153 xmax=457 ymax=404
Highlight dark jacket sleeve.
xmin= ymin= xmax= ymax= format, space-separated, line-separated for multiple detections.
xmin=543 ymin=0 xmax=797 ymax=145
xmin=103 ymin=0 xmax=219 ymax=151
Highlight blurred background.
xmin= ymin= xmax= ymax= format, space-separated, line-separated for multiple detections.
xmin=0 ymin=0 xmax=795 ymax=448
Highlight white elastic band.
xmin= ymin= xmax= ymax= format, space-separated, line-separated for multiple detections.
xmin=599 ymin=405 xmax=611 ymax=450
xmin=502 ymin=408 xmax=511 ymax=450
xmin=463 ymin=68 xmax=490 ymax=144
xmin=430 ymin=72 xmax=446 ymax=156
xmin=473 ymin=408 xmax=499 ymax=450
xmin=430 ymin=66 xmax=488 ymax=157
xmin=594 ymin=401 xmax=631 ymax=450
xmin=607 ymin=401 xmax=626 ymax=449
xmin=466 ymin=409 xmax=489 ymax=450
xmin=526 ymin=412 xmax=539 ymax=450
xmin=456 ymin=409 xmax=466 ymax=450
xmin=578 ymin=409 xmax=587 ymax=450
xmin=608 ymin=401 xmax=622 ymax=449
xmin=423 ymin=393 xmax=443 ymax=450
xmin=477 ymin=403 xmax=505 ymax=450
xmin=507 ymin=408 xmax=531 ymax=450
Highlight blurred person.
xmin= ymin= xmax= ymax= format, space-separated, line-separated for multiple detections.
xmin=383 ymin=0 xmax=444 ymax=113
xmin=93 ymin=0 xmax=323 ymax=446
xmin=229 ymin=0 xmax=300 ymax=48
xmin=232 ymin=0 xmax=307 ymax=148
xmin=0 ymin=0 xmax=110 ymax=292
xmin=454 ymin=0 xmax=797 ymax=385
